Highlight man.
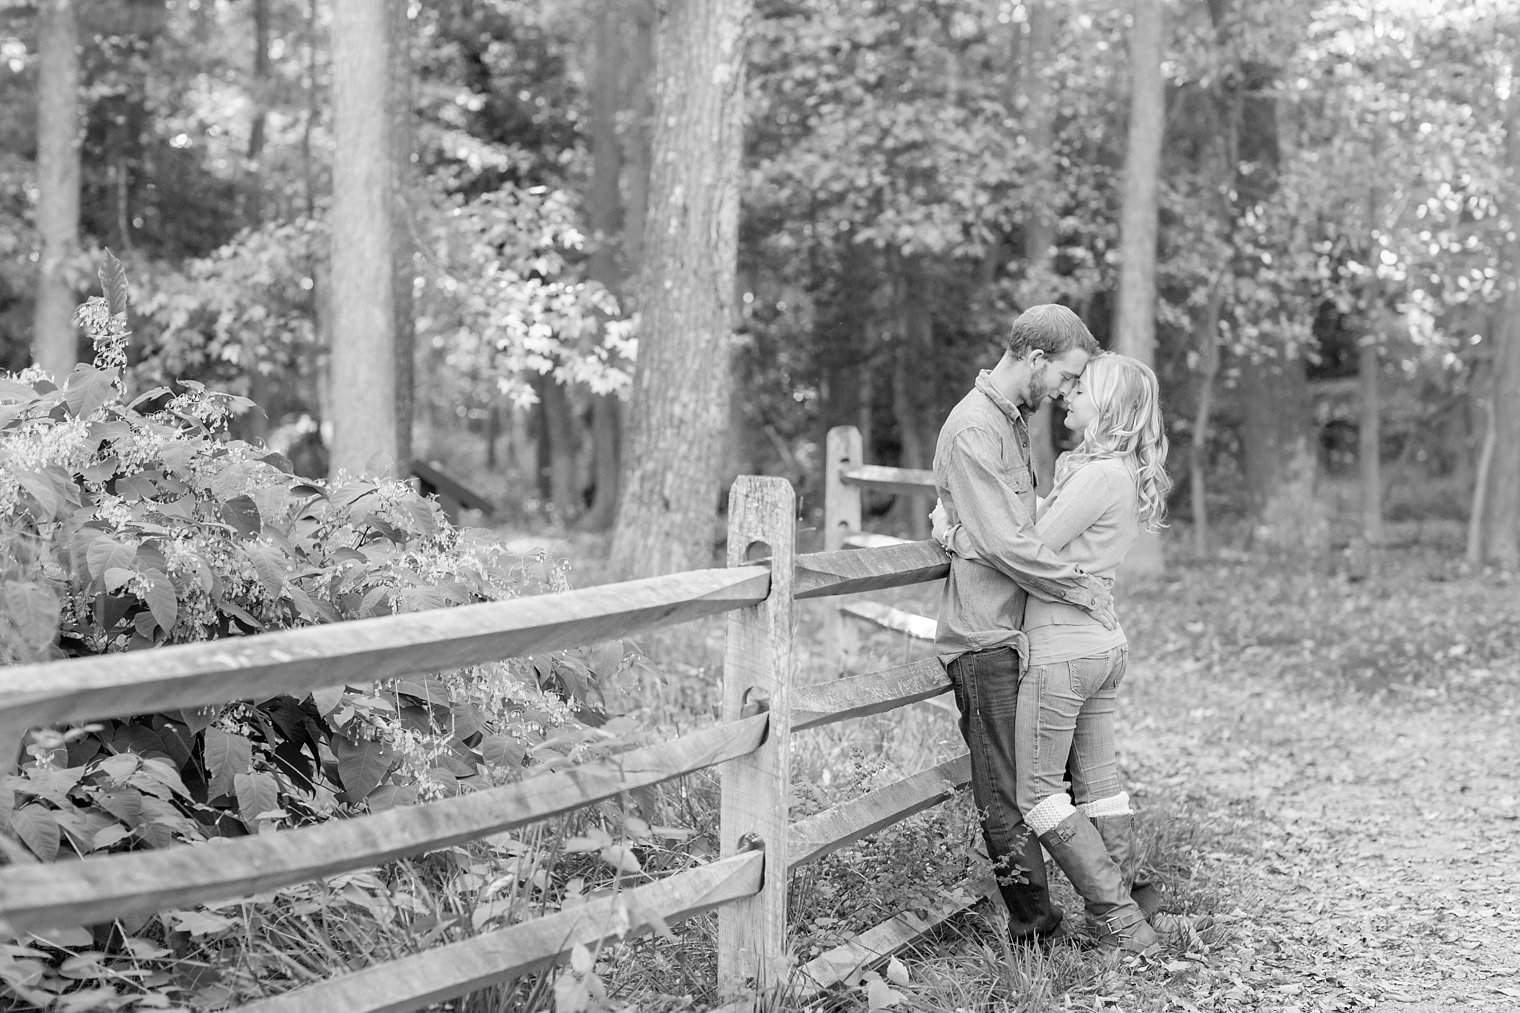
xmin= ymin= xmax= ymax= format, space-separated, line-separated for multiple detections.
xmin=933 ymin=303 xmax=1111 ymax=945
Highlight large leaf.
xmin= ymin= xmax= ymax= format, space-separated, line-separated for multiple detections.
xmin=10 ymin=805 xmax=60 ymax=861
xmin=233 ymin=771 xmax=281 ymax=831
xmin=13 ymin=469 xmax=60 ymax=517
xmin=220 ymin=495 xmax=262 ymax=537
xmin=143 ymin=571 xmax=179 ymax=633
xmin=85 ymin=537 xmax=136 ymax=582
xmin=98 ymin=248 xmax=130 ymax=317
xmin=203 ymin=727 xmax=253 ymax=802
xmin=63 ymin=364 xmax=117 ymax=418
xmin=93 ymin=788 xmax=144 ymax=827
xmin=479 ymin=733 xmax=526 ymax=770
xmin=332 ymin=735 xmax=396 ymax=801
xmin=2 ymin=581 xmax=61 ymax=652
xmin=242 ymin=543 xmax=287 ymax=596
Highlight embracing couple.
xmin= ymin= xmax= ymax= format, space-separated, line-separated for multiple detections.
xmin=931 ymin=304 xmax=1171 ymax=957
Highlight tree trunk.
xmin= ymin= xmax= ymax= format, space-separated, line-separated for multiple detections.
xmin=390 ymin=0 xmax=416 ymax=469
xmin=609 ymin=0 xmax=750 ymax=578
xmin=1358 ymin=134 xmax=1385 ymax=553
xmin=328 ymin=0 xmax=397 ymax=478
xmin=890 ymin=256 xmax=933 ymax=539
xmin=1190 ymin=282 xmax=1223 ymax=555
xmin=582 ymin=0 xmax=627 ymax=531
xmin=1468 ymin=44 xmax=1520 ymax=568
xmin=1020 ymin=1 xmax=1060 ymax=494
xmin=819 ymin=234 xmax=871 ymax=461
xmin=539 ymin=374 xmax=580 ymax=520
xmin=33 ymin=0 xmax=81 ymax=380
xmin=1474 ymin=302 xmax=1520 ymax=568
xmin=1113 ymin=0 xmax=1166 ymax=577
xmin=1241 ymin=353 xmax=1327 ymax=556
xmin=241 ymin=0 xmax=273 ymax=447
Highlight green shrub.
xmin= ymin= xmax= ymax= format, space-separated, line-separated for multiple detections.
xmin=1 ymin=255 xmax=613 ymax=864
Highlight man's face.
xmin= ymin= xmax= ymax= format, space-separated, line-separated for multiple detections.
xmin=1027 ymin=348 xmax=1090 ymax=407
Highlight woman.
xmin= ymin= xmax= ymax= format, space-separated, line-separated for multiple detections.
xmin=932 ymin=352 xmax=1171 ymax=955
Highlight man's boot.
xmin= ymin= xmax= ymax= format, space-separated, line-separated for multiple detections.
xmin=1031 ymin=804 xmax=1160 ymax=955
xmin=995 ymin=828 xmax=1067 ymax=944
xmin=1090 ymin=811 xmax=1166 ymax=918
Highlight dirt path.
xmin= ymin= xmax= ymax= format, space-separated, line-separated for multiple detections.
xmin=1121 ymin=650 xmax=1520 ymax=1013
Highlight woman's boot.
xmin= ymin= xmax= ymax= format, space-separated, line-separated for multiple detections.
xmin=1028 ymin=800 xmax=1160 ymax=955
xmin=1088 ymin=808 xmax=1166 ymax=917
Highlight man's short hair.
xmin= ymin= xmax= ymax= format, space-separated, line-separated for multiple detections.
xmin=1005 ymin=304 xmax=1101 ymax=359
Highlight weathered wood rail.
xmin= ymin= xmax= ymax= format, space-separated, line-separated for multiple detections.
xmin=823 ymin=425 xmax=942 ymax=662
xmin=0 ymin=474 xmax=973 ymax=1011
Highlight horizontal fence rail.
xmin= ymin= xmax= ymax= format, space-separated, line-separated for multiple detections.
xmin=239 ymin=850 xmax=767 ymax=1013
xmin=0 ymin=566 xmax=772 ymax=735
xmin=0 ymin=471 xmax=973 ymax=1010
xmin=0 ymin=714 xmax=770 ymax=933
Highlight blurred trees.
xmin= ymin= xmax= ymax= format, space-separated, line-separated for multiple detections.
xmin=1 ymin=0 xmax=1517 ymax=562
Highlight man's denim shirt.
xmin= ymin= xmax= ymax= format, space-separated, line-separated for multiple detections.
xmin=934 ymin=371 xmax=1106 ymax=667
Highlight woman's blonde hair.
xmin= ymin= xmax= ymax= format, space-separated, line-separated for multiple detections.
xmin=1053 ymin=353 xmax=1172 ymax=532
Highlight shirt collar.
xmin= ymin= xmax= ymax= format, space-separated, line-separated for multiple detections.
xmin=975 ymin=370 xmax=1032 ymax=427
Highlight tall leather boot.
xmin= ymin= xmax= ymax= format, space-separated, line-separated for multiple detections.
xmin=1037 ymin=812 xmax=1159 ymax=955
xmin=1090 ymin=812 xmax=1166 ymax=918
xmin=995 ymin=827 xmax=1067 ymax=944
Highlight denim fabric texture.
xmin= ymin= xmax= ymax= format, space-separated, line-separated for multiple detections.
xmin=945 ymin=647 xmax=1040 ymax=887
xmin=1015 ymin=646 xmax=1128 ymax=816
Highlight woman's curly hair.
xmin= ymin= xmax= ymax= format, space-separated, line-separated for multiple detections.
xmin=1053 ymin=353 xmax=1172 ymax=532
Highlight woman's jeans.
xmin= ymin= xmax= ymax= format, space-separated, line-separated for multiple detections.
xmin=1016 ymin=646 xmax=1128 ymax=817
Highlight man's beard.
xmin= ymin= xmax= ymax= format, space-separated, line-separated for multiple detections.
xmin=1023 ymin=361 xmax=1053 ymax=406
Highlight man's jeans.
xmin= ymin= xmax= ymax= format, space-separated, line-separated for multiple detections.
xmin=946 ymin=647 xmax=1044 ymax=900
xmin=1016 ymin=646 xmax=1128 ymax=816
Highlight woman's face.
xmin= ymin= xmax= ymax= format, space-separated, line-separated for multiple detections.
xmin=1063 ymin=377 xmax=1100 ymax=433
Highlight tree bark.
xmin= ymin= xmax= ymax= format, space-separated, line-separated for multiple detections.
xmin=240 ymin=0 xmax=274 ymax=447
xmin=33 ymin=0 xmax=81 ymax=380
xmin=1190 ymin=278 xmax=1224 ymax=555
xmin=1019 ymin=0 xmax=1060 ymax=494
xmin=327 ymin=0 xmax=397 ymax=478
xmin=538 ymin=374 xmax=581 ymax=520
xmin=1358 ymin=133 xmax=1385 ymax=553
xmin=1113 ymin=0 xmax=1166 ymax=577
xmin=890 ymin=256 xmax=934 ymax=539
xmin=391 ymin=0 xmax=416 ymax=469
xmin=609 ymin=0 xmax=750 ymax=578
xmin=582 ymin=0 xmax=628 ymax=531
xmin=1468 ymin=44 xmax=1520 ymax=568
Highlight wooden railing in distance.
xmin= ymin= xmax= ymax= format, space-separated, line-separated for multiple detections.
xmin=822 ymin=424 xmax=942 ymax=663
xmin=0 ymin=475 xmax=967 ymax=1011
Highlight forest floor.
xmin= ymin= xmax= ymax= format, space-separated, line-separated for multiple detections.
xmin=503 ymin=524 xmax=1520 ymax=1013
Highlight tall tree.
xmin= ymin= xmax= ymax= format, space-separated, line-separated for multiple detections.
xmin=33 ymin=0 xmax=81 ymax=379
xmin=580 ymin=0 xmax=627 ymax=531
xmin=327 ymin=0 xmax=396 ymax=477
xmin=390 ymin=0 xmax=415 ymax=469
xmin=1018 ymin=0 xmax=1060 ymax=495
xmin=1469 ymin=42 xmax=1520 ymax=568
xmin=609 ymin=0 xmax=750 ymax=577
xmin=1113 ymin=0 xmax=1166 ymax=576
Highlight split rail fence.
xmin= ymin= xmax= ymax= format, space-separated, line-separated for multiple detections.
xmin=823 ymin=425 xmax=942 ymax=653
xmin=0 ymin=469 xmax=988 ymax=1012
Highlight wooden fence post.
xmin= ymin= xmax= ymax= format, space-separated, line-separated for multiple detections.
xmin=823 ymin=426 xmax=863 ymax=671
xmin=718 ymin=476 xmax=796 ymax=998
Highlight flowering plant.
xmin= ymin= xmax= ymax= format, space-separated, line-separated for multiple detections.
xmin=1 ymin=255 xmax=613 ymax=861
